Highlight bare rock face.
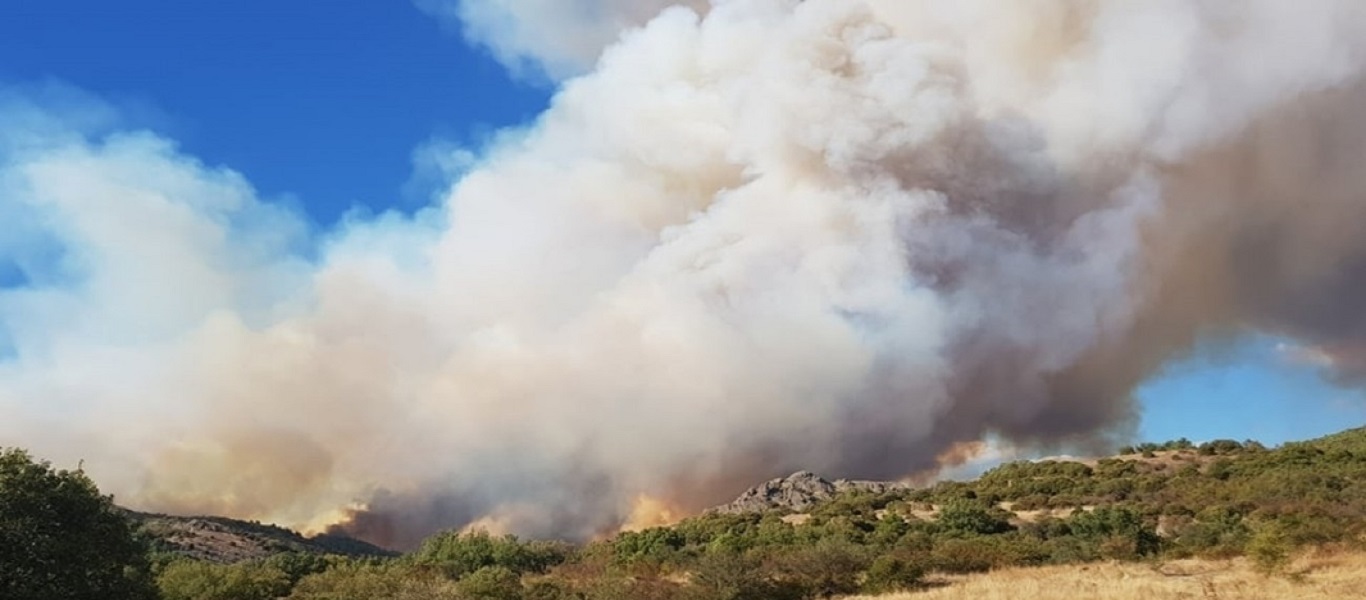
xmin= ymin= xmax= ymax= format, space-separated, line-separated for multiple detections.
xmin=711 ymin=471 xmax=908 ymax=514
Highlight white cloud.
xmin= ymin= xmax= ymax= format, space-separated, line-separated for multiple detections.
xmin=417 ymin=0 xmax=708 ymax=81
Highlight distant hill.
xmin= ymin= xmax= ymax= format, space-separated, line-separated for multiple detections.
xmin=714 ymin=426 xmax=1366 ymax=519
xmin=126 ymin=510 xmax=396 ymax=564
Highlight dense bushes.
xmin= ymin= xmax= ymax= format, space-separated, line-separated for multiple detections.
xmin=410 ymin=530 xmax=570 ymax=578
xmin=936 ymin=500 xmax=1014 ymax=537
xmin=287 ymin=562 xmax=461 ymax=600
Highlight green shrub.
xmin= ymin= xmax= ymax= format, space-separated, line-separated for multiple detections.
xmin=411 ymin=531 xmax=566 ymax=578
xmin=930 ymin=537 xmax=1001 ymax=573
xmin=457 ymin=565 xmax=524 ymax=600
xmin=937 ymin=500 xmax=1013 ymax=537
xmin=1178 ymin=507 xmax=1250 ymax=557
xmin=1246 ymin=525 xmax=1292 ymax=576
xmin=861 ymin=554 xmax=925 ymax=594
xmin=764 ymin=538 xmax=870 ymax=598
xmin=259 ymin=552 xmax=339 ymax=586
xmin=614 ymin=527 xmax=687 ymax=566
xmin=688 ymin=552 xmax=798 ymax=600
xmin=287 ymin=563 xmax=461 ymax=600
xmin=1065 ymin=507 xmax=1161 ymax=558
xmin=157 ymin=560 xmax=291 ymax=600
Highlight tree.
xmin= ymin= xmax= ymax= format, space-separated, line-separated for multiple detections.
xmin=0 ymin=448 xmax=157 ymax=600
xmin=861 ymin=554 xmax=925 ymax=594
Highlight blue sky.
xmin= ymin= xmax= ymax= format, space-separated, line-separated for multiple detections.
xmin=0 ymin=0 xmax=549 ymax=223
xmin=1137 ymin=336 xmax=1366 ymax=445
xmin=2 ymin=1 xmax=1362 ymax=451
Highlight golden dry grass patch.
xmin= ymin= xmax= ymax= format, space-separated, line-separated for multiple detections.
xmin=843 ymin=552 xmax=1366 ymax=600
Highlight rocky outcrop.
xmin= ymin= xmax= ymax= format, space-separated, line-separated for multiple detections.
xmin=711 ymin=471 xmax=909 ymax=514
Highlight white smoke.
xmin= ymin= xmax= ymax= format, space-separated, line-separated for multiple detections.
xmin=3 ymin=0 xmax=1366 ymax=547
xmin=418 ymin=0 xmax=709 ymax=80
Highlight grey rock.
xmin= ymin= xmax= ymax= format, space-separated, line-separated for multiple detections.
xmin=711 ymin=470 xmax=909 ymax=514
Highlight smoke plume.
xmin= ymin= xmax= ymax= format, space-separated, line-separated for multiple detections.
xmin=4 ymin=0 xmax=1366 ymax=548
xmin=419 ymin=0 xmax=711 ymax=80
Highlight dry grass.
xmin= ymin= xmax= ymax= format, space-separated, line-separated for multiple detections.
xmin=998 ymin=501 xmax=1093 ymax=525
xmin=843 ymin=550 xmax=1366 ymax=600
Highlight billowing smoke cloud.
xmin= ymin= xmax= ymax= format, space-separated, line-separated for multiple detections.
xmin=4 ymin=0 xmax=1366 ymax=548
xmin=418 ymin=0 xmax=710 ymax=80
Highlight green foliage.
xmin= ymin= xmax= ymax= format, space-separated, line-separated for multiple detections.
xmin=1063 ymin=507 xmax=1161 ymax=559
xmin=1178 ymin=506 xmax=1251 ymax=557
xmin=156 ymin=560 xmax=291 ymax=600
xmin=583 ymin=577 xmax=686 ymax=600
xmin=410 ymin=530 xmax=567 ymax=578
xmin=456 ymin=565 xmax=524 ymax=600
xmin=810 ymin=490 xmax=898 ymax=519
xmin=0 ymin=448 xmax=158 ymax=600
xmin=929 ymin=537 xmax=1008 ymax=573
xmin=763 ymin=537 xmax=870 ymax=598
xmin=931 ymin=533 xmax=1048 ymax=573
xmin=258 ymin=552 xmax=341 ymax=586
xmin=613 ymin=526 xmax=685 ymax=565
xmin=523 ymin=579 xmax=574 ymax=600
xmin=689 ymin=552 xmax=799 ymax=600
xmin=861 ymin=554 xmax=925 ymax=594
xmin=287 ymin=562 xmax=461 ymax=600
xmin=936 ymin=500 xmax=1014 ymax=537
xmin=1199 ymin=439 xmax=1246 ymax=456
xmin=868 ymin=515 xmax=910 ymax=547
xmin=1246 ymin=524 xmax=1292 ymax=576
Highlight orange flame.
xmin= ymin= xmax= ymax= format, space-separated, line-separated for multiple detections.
xmin=620 ymin=494 xmax=684 ymax=533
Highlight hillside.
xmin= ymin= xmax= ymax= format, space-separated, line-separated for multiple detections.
xmin=16 ymin=425 xmax=1362 ymax=599
xmin=589 ymin=426 xmax=1366 ymax=598
xmin=127 ymin=511 xmax=395 ymax=564
xmin=713 ymin=427 xmax=1366 ymax=542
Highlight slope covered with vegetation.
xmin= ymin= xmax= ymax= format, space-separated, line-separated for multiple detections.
xmin=4 ymin=426 xmax=1366 ymax=599
xmin=131 ymin=511 xmax=396 ymax=564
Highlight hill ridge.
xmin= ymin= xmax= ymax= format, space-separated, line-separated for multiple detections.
xmin=126 ymin=509 xmax=396 ymax=564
